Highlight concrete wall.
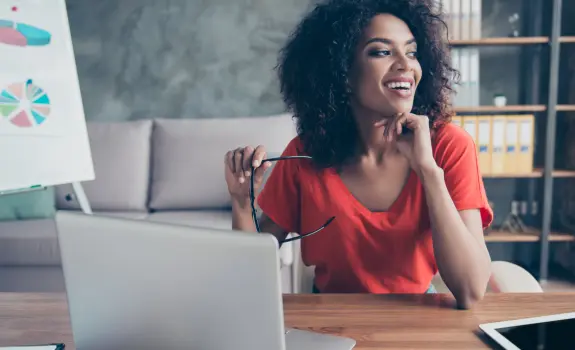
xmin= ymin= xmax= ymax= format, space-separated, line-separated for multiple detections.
xmin=67 ymin=0 xmax=312 ymax=121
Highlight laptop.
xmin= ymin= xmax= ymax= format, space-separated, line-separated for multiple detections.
xmin=479 ymin=312 xmax=575 ymax=350
xmin=55 ymin=211 xmax=356 ymax=350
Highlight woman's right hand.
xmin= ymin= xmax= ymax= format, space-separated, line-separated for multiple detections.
xmin=225 ymin=145 xmax=272 ymax=202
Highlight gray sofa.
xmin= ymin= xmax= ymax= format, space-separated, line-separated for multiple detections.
xmin=0 ymin=114 xmax=298 ymax=293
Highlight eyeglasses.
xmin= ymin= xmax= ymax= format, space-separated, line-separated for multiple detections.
xmin=249 ymin=155 xmax=335 ymax=244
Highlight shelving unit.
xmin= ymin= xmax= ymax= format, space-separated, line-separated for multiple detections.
xmin=448 ymin=0 xmax=573 ymax=281
xmin=483 ymin=169 xmax=575 ymax=179
xmin=450 ymin=36 xmax=575 ymax=46
xmin=485 ymin=229 xmax=575 ymax=243
xmin=453 ymin=105 xmax=546 ymax=113
xmin=455 ymin=105 xmax=575 ymax=113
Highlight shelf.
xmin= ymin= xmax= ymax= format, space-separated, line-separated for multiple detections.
xmin=559 ymin=37 xmax=575 ymax=43
xmin=485 ymin=230 xmax=574 ymax=243
xmin=454 ymin=105 xmax=546 ymax=113
xmin=455 ymin=105 xmax=575 ymax=113
xmin=449 ymin=36 xmax=575 ymax=46
xmin=483 ymin=169 xmax=575 ymax=178
xmin=450 ymin=37 xmax=549 ymax=46
xmin=485 ymin=229 xmax=575 ymax=243
xmin=557 ymin=105 xmax=575 ymax=112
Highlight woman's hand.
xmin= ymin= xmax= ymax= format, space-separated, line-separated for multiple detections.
xmin=383 ymin=113 xmax=438 ymax=176
xmin=224 ymin=145 xmax=272 ymax=203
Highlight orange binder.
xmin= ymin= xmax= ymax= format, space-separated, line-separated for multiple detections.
xmin=503 ymin=115 xmax=520 ymax=175
xmin=490 ymin=116 xmax=505 ymax=175
xmin=451 ymin=115 xmax=462 ymax=128
xmin=462 ymin=116 xmax=477 ymax=144
xmin=517 ymin=115 xmax=535 ymax=174
xmin=476 ymin=116 xmax=491 ymax=175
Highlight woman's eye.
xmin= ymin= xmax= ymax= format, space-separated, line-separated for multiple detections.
xmin=369 ymin=49 xmax=391 ymax=57
xmin=407 ymin=51 xmax=417 ymax=58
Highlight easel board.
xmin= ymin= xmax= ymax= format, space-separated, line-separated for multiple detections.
xmin=0 ymin=0 xmax=94 ymax=193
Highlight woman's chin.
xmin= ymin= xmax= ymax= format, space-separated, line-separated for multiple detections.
xmin=385 ymin=104 xmax=413 ymax=116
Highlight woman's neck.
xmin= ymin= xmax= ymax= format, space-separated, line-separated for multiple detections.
xmin=353 ymin=110 xmax=399 ymax=165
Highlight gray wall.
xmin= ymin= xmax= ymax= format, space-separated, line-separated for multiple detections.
xmin=67 ymin=0 xmax=312 ymax=121
xmin=67 ymin=0 xmax=526 ymax=121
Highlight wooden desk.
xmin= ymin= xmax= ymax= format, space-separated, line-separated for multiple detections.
xmin=0 ymin=293 xmax=574 ymax=349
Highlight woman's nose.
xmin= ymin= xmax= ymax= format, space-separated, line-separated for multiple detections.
xmin=391 ymin=54 xmax=410 ymax=71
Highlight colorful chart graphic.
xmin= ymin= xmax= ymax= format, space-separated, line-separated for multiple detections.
xmin=0 ymin=19 xmax=51 ymax=46
xmin=0 ymin=79 xmax=51 ymax=127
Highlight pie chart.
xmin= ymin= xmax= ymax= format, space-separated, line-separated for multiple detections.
xmin=0 ymin=79 xmax=51 ymax=127
xmin=0 ymin=19 xmax=51 ymax=46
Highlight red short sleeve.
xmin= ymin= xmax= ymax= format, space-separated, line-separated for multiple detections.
xmin=256 ymin=137 xmax=302 ymax=233
xmin=433 ymin=124 xmax=494 ymax=228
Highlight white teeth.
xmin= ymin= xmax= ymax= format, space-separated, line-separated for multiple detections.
xmin=386 ymin=81 xmax=411 ymax=89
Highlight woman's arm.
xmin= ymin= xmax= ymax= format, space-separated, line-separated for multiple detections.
xmin=232 ymin=198 xmax=290 ymax=245
xmin=420 ymin=166 xmax=491 ymax=309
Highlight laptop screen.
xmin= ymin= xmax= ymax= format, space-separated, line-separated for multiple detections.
xmin=494 ymin=317 xmax=575 ymax=350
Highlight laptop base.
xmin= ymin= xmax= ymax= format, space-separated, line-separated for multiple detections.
xmin=285 ymin=328 xmax=356 ymax=349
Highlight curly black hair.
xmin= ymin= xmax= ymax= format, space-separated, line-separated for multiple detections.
xmin=277 ymin=0 xmax=457 ymax=169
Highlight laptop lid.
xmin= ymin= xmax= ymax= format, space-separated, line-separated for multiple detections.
xmin=55 ymin=211 xmax=287 ymax=350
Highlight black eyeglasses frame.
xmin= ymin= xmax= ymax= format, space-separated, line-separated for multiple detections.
xmin=249 ymin=155 xmax=335 ymax=244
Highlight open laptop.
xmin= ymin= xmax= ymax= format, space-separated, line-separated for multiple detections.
xmin=479 ymin=312 xmax=575 ymax=350
xmin=55 ymin=211 xmax=356 ymax=350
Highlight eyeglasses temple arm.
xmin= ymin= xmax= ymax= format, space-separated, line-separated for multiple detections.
xmin=279 ymin=216 xmax=335 ymax=244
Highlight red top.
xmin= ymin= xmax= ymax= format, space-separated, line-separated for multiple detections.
xmin=257 ymin=123 xmax=493 ymax=293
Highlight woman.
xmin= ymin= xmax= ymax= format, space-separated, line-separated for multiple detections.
xmin=224 ymin=0 xmax=493 ymax=309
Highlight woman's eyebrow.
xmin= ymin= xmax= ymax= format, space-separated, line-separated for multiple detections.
xmin=364 ymin=37 xmax=416 ymax=46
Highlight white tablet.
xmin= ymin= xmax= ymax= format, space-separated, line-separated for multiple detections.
xmin=479 ymin=312 xmax=575 ymax=350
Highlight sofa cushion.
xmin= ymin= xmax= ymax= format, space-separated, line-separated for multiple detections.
xmin=0 ymin=219 xmax=60 ymax=266
xmin=55 ymin=120 xmax=153 ymax=211
xmin=149 ymin=114 xmax=297 ymax=210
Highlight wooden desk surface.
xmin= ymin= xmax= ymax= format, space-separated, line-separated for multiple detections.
xmin=0 ymin=293 xmax=574 ymax=349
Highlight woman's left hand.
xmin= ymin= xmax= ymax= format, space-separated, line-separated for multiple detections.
xmin=384 ymin=113 xmax=438 ymax=176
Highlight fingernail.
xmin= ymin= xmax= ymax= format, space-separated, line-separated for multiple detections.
xmin=245 ymin=171 xmax=251 ymax=177
xmin=239 ymin=177 xmax=245 ymax=183
xmin=253 ymin=160 xmax=260 ymax=167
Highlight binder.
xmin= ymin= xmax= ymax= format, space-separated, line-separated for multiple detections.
xmin=451 ymin=115 xmax=462 ymax=127
xmin=470 ymin=0 xmax=482 ymax=40
xmin=503 ymin=115 xmax=520 ymax=175
xmin=517 ymin=115 xmax=534 ymax=174
xmin=451 ymin=49 xmax=460 ymax=106
xmin=454 ymin=0 xmax=462 ymax=41
xmin=490 ymin=116 xmax=505 ymax=175
xmin=476 ymin=116 xmax=491 ymax=175
xmin=444 ymin=0 xmax=454 ymax=40
xmin=469 ymin=49 xmax=480 ymax=107
xmin=461 ymin=0 xmax=471 ymax=40
xmin=462 ymin=116 xmax=477 ymax=144
xmin=459 ymin=49 xmax=470 ymax=106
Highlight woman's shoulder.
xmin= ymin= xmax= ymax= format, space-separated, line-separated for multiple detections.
xmin=432 ymin=121 xmax=477 ymax=164
xmin=433 ymin=121 xmax=475 ymax=149
xmin=279 ymin=135 xmax=312 ymax=158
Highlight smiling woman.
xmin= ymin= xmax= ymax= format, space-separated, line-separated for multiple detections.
xmin=276 ymin=0 xmax=457 ymax=168
xmin=225 ymin=0 xmax=493 ymax=309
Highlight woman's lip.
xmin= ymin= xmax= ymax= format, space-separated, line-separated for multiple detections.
xmin=385 ymin=85 xmax=414 ymax=98
xmin=383 ymin=77 xmax=415 ymax=85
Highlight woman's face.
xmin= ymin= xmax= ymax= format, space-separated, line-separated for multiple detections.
xmin=348 ymin=13 xmax=422 ymax=120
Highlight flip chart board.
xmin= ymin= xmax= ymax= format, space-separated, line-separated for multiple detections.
xmin=0 ymin=0 xmax=94 ymax=193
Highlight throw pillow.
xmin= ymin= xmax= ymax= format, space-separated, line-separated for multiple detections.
xmin=0 ymin=186 xmax=56 ymax=221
